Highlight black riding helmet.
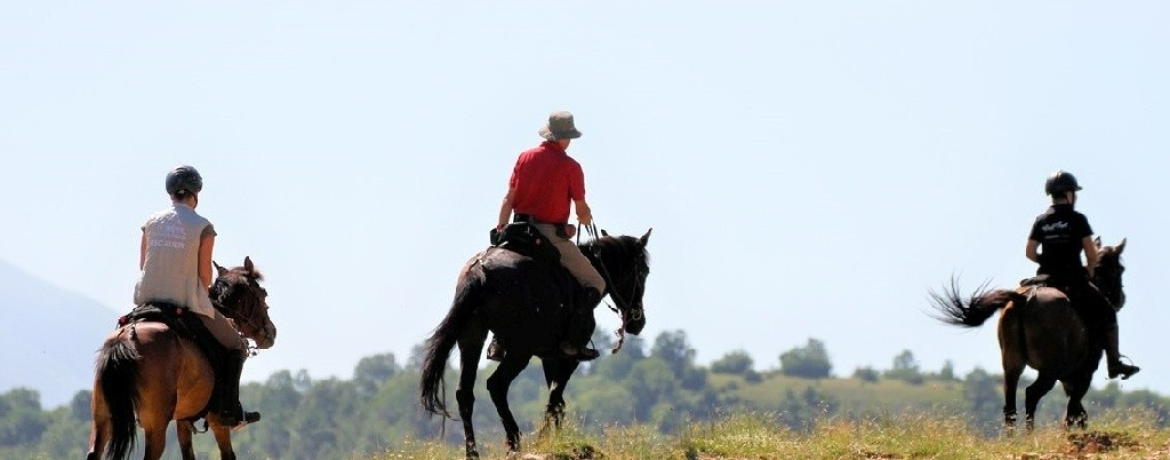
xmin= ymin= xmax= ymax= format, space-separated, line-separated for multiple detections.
xmin=165 ymin=165 xmax=203 ymax=196
xmin=1045 ymin=170 xmax=1082 ymax=196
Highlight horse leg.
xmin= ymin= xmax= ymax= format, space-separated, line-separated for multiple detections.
xmin=539 ymin=357 xmax=580 ymax=437
xmin=176 ymin=420 xmax=197 ymax=460
xmin=455 ymin=330 xmax=487 ymax=460
xmin=139 ymin=419 xmax=170 ymax=460
xmin=487 ymin=352 xmax=531 ymax=454
xmin=1062 ymin=376 xmax=1091 ymax=430
xmin=210 ymin=421 xmax=238 ymax=460
xmin=137 ymin=376 xmax=178 ymax=460
xmin=1023 ymin=374 xmax=1058 ymax=433
xmin=1000 ymin=349 xmax=1025 ymax=435
xmin=86 ymin=388 xmax=110 ymax=460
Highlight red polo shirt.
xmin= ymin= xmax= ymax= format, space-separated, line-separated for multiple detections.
xmin=508 ymin=141 xmax=585 ymax=224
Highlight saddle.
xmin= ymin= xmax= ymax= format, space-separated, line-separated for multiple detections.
xmin=489 ymin=222 xmax=560 ymax=264
xmin=1016 ymin=275 xmax=1098 ymax=332
xmin=489 ymin=223 xmax=587 ymax=313
xmin=118 ymin=303 xmax=230 ymax=419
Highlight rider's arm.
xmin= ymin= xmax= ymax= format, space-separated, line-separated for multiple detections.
xmin=139 ymin=231 xmax=147 ymax=270
xmin=496 ymin=188 xmax=516 ymax=231
xmin=1082 ymin=236 xmax=1099 ymax=278
xmin=574 ymin=198 xmax=593 ymax=226
xmin=198 ymin=233 xmax=215 ymax=289
xmin=1025 ymin=239 xmax=1041 ymax=264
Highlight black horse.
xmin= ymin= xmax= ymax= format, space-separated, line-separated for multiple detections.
xmin=420 ymin=228 xmax=651 ymax=459
xmin=931 ymin=238 xmax=1128 ymax=433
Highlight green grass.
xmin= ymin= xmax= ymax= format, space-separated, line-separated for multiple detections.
xmin=712 ymin=373 xmax=965 ymax=413
xmin=366 ymin=410 xmax=1170 ymax=460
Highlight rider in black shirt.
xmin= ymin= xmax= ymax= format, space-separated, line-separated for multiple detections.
xmin=1026 ymin=170 xmax=1139 ymax=380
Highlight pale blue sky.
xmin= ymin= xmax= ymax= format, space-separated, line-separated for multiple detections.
xmin=2 ymin=1 xmax=1168 ymax=397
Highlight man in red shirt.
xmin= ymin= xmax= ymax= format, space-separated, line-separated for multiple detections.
xmin=490 ymin=111 xmax=607 ymax=361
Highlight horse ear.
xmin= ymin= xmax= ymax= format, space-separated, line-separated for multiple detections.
xmin=244 ymin=256 xmax=254 ymax=273
xmin=600 ymin=229 xmax=609 ymax=237
xmin=214 ymin=261 xmax=227 ymax=276
xmin=1093 ymin=236 xmax=1102 ymax=247
xmin=639 ymin=228 xmax=653 ymax=247
xmin=1117 ymin=238 xmax=1127 ymax=254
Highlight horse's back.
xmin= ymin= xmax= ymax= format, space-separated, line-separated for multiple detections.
xmin=468 ymin=247 xmax=567 ymax=294
xmin=1009 ymin=287 xmax=1093 ymax=375
xmin=99 ymin=322 xmax=214 ymax=419
xmin=461 ymin=247 xmax=574 ymax=348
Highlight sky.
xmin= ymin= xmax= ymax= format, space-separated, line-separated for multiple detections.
xmin=2 ymin=1 xmax=1168 ymax=399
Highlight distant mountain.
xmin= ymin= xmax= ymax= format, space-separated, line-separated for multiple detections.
xmin=0 ymin=258 xmax=118 ymax=408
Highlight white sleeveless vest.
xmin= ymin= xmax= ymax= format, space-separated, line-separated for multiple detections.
xmin=133 ymin=203 xmax=217 ymax=317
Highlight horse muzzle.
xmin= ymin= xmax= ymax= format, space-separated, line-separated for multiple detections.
xmin=624 ymin=307 xmax=646 ymax=335
xmin=255 ymin=322 xmax=277 ymax=349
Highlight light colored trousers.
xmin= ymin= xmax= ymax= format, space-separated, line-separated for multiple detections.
xmin=197 ymin=309 xmax=247 ymax=351
xmin=532 ymin=223 xmax=607 ymax=294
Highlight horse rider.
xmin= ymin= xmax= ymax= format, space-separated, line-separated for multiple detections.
xmin=487 ymin=111 xmax=608 ymax=361
xmin=1026 ymin=170 xmax=1140 ymax=380
xmin=134 ymin=165 xmax=262 ymax=427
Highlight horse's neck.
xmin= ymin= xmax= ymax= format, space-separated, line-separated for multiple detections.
xmin=582 ymin=243 xmax=611 ymax=273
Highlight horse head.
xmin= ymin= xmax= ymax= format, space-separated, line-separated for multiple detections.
xmin=1092 ymin=237 xmax=1127 ymax=311
xmin=211 ymin=256 xmax=277 ymax=349
xmin=589 ymin=228 xmax=652 ymax=335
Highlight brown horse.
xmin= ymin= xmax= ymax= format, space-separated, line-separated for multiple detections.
xmin=931 ymin=238 xmax=1127 ymax=433
xmin=421 ymin=229 xmax=651 ymax=460
xmin=86 ymin=256 xmax=277 ymax=460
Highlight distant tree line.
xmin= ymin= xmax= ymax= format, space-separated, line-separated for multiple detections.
xmin=2 ymin=331 xmax=1168 ymax=459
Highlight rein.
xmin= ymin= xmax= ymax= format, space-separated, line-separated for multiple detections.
xmin=578 ymin=223 xmax=646 ymax=334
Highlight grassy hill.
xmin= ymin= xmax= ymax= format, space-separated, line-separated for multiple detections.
xmin=364 ymin=411 xmax=1170 ymax=460
xmin=710 ymin=372 xmax=966 ymax=413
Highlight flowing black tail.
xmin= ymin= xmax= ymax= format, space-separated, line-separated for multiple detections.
xmin=419 ymin=274 xmax=481 ymax=418
xmin=929 ymin=279 xmax=1023 ymax=328
xmin=96 ymin=338 xmax=140 ymax=460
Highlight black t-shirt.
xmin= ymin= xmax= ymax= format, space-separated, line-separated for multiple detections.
xmin=1028 ymin=204 xmax=1093 ymax=276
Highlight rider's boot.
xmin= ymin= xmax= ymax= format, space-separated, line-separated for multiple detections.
xmin=217 ymin=349 xmax=262 ymax=428
xmin=1104 ymin=323 xmax=1140 ymax=380
xmin=486 ymin=336 xmax=505 ymax=362
xmin=559 ymin=287 xmax=602 ymax=361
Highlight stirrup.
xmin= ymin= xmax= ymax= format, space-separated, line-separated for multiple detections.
xmin=1108 ymin=362 xmax=1140 ymax=380
xmin=225 ymin=410 xmax=262 ymax=431
xmin=560 ymin=343 xmax=600 ymax=361
xmin=220 ymin=407 xmax=262 ymax=430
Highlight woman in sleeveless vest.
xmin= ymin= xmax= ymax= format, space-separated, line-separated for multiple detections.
xmin=134 ymin=165 xmax=260 ymax=427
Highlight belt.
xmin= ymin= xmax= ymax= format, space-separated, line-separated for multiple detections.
xmin=513 ymin=214 xmax=566 ymax=226
xmin=514 ymin=214 xmax=572 ymax=238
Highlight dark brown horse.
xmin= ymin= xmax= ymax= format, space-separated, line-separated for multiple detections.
xmin=931 ymin=238 xmax=1127 ymax=433
xmin=87 ymin=257 xmax=277 ymax=460
xmin=420 ymin=229 xmax=652 ymax=459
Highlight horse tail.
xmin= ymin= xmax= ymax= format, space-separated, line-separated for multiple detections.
xmin=96 ymin=336 xmax=141 ymax=460
xmin=929 ymin=279 xmax=1022 ymax=328
xmin=420 ymin=269 xmax=482 ymax=419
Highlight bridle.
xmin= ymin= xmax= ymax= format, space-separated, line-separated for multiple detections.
xmin=212 ymin=274 xmax=274 ymax=346
xmin=1092 ymin=252 xmax=1126 ymax=310
xmin=580 ymin=224 xmax=646 ymax=324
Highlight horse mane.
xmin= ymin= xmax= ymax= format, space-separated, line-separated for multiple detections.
xmin=210 ymin=265 xmax=265 ymax=313
xmin=586 ymin=235 xmax=651 ymax=266
xmin=236 ymin=266 xmax=264 ymax=282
